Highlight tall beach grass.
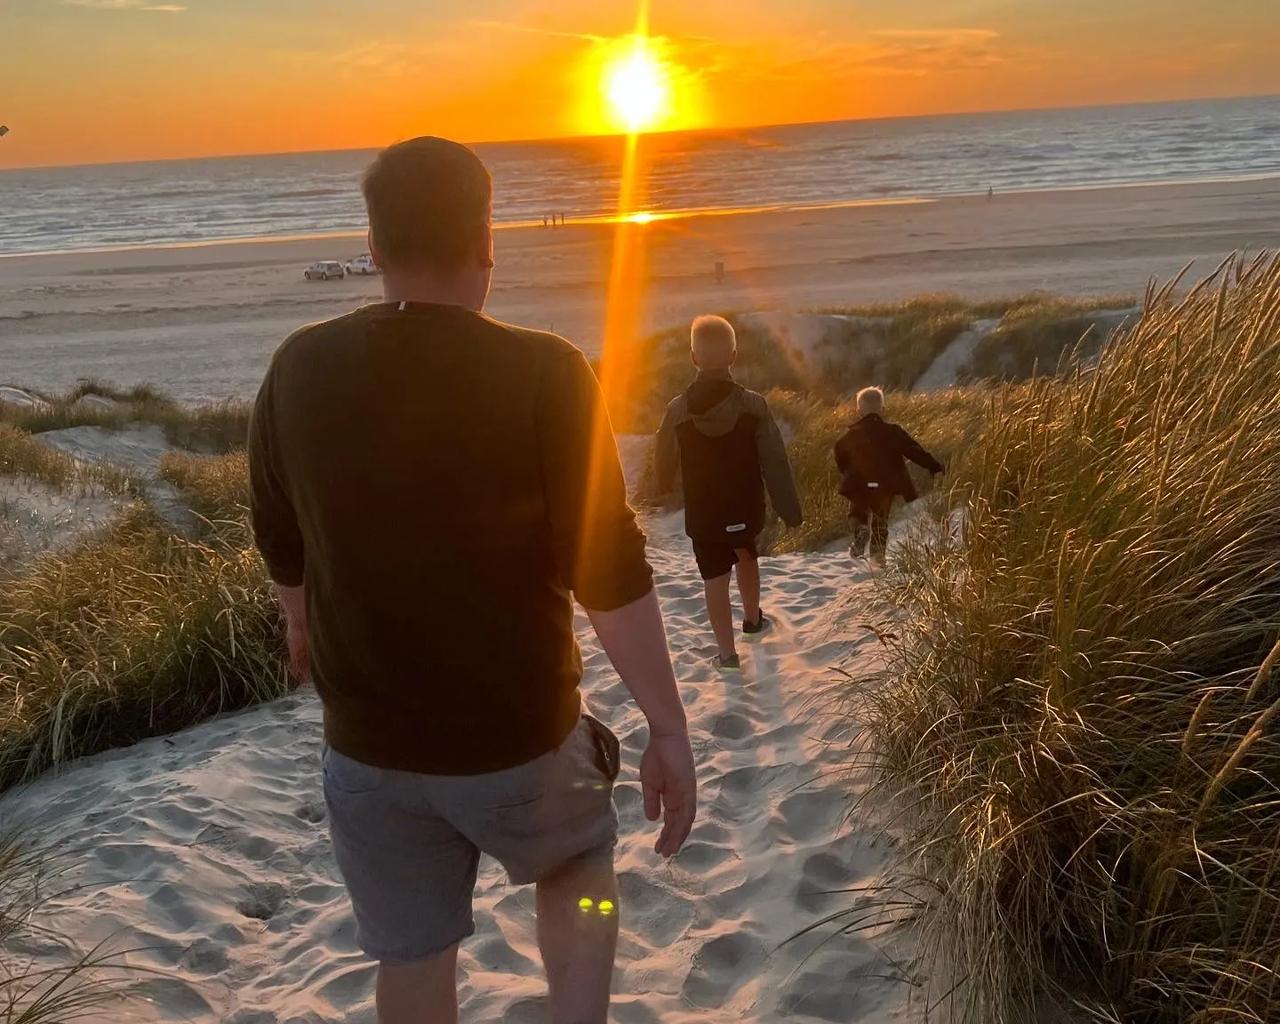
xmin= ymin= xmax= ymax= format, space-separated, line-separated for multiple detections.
xmin=865 ymin=254 xmax=1280 ymax=1022
xmin=0 ymin=506 xmax=287 ymax=790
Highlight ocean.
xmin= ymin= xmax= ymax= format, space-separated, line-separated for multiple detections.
xmin=2 ymin=95 xmax=1278 ymax=256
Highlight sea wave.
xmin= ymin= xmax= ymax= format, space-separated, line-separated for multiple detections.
xmin=3 ymin=96 xmax=1279 ymax=255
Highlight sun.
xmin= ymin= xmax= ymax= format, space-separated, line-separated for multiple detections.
xmin=603 ymin=39 xmax=670 ymax=133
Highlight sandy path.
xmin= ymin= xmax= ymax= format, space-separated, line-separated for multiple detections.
xmin=0 ymin=525 xmax=922 ymax=1023
xmin=913 ymin=318 xmax=999 ymax=391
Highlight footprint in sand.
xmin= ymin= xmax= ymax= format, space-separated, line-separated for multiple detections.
xmin=796 ymin=850 xmax=858 ymax=913
xmin=294 ymin=800 xmax=326 ymax=823
xmin=672 ymin=839 xmax=737 ymax=873
xmin=618 ymin=870 xmax=696 ymax=948
xmin=500 ymin=996 xmax=551 ymax=1023
xmin=775 ymin=786 xmax=850 ymax=843
xmin=710 ymin=711 xmax=753 ymax=741
xmin=680 ymin=931 xmax=768 ymax=1009
xmin=236 ymin=882 xmax=288 ymax=921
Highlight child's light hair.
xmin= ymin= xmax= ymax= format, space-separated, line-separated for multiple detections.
xmin=856 ymin=386 xmax=885 ymax=415
xmin=690 ymin=314 xmax=737 ymax=370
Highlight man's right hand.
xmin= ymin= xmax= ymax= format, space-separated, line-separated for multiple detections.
xmin=640 ymin=730 xmax=697 ymax=858
xmin=286 ymin=620 xmax=311 ymax=683
xmin=584 ymin=589 xmax=696 ymax=857
xmin=275 ymin=583 xmax=311 ymax=685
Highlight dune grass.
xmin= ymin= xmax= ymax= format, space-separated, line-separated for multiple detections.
xmin=159 ymin=449 xmax=249 ymax=523
xmin=0 ymin=423 xmax=142 ymax=503
xmin=0 ymin=426 xmax=79 ymax=490
xmin=863 ymin=253 xmax=1280 ymax=1022
xmin=0 ymin=381 xmax=250 ymax=454
xmin=0 ymin=421 xmax=285 ymax=791
xmin=965 ymin=295 xmax=1139 ymax=382
xmin=617 ymin=292 xmax=1134 ymax=433
xmin=0 ymin=501 xmax=287 ymax=790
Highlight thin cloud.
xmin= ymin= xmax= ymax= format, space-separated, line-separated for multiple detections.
xmin=64 ymin=0 xmax=186 ymax=10
xmin=728 ymin=28 xmax=1030 ymax=81
xmin=470 ymin=20 xmax=606 ymax=44
xmin=856 ymin=29 xmax=1012 ymax=75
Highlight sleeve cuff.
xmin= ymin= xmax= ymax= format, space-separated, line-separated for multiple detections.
xmin=261 ymin=552 xmax=305 ymax=588
xmin=576 ymin=562 xmax=655 ymax=612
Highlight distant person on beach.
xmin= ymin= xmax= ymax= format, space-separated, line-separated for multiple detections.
xmin=834 ymin=386 xmax=943 ymax=566
xmin=654 ymin=315 xmax=803 ymax=671
xmin=248 ymin=136 xmax=695 ymax=1024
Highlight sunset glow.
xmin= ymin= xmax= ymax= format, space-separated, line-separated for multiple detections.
xmin=3 ymin=1 xmax=1278 ymax=168
xmin=603 ymin=40 xmax=670 ymax=133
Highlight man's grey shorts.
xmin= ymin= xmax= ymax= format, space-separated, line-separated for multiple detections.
xmin=323 ymin=713 xmax=621 ymax=964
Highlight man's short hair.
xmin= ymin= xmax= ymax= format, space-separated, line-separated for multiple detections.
xmin=690 ymin=315 xmax=737 ymax=370
xmin=856 ymin=386 xmax=885 ymax=415
xmin=362 ymin=137 xmax=492 ymax=273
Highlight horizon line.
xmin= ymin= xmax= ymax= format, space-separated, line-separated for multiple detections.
xmin=3 ymin=90 xmax=1278 ymax=175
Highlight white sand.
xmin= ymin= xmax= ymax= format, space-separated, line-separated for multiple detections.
xmin=0 ymin=476 xmax=121 ymax=566
xmin=33 ymin=423 xmax=196 ymax=533
xmin=0 ymin=524 xmax=925 ymax=1023
xmin=913 ymin=318 xmax=999 ymax=392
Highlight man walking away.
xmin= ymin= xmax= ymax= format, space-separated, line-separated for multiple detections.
xmin=248 ymin=137 xmax=696 ymax=1024
xmin=654 ymin=315 xmax=803 ymax=672
xmin=834 ymin=386 xmax=943 ymax=566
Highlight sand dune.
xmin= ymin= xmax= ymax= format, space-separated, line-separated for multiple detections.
xmin=0 ymin=525 xmax=924 ymax=1023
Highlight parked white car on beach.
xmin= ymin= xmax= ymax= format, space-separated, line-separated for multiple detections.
xmin=344 ymin=254 xmax=379 ymax=275
xmin=304 ymin=261 xmax=345 ymax=281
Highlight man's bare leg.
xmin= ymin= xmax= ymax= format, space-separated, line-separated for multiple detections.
xmin=375 ymin=945 xmax=459 ymax=1024
xmin=735 ymin=550 xmax=761 ymax=627
xmin=537 ymin=850 xmax=619 ymax=1024
xmin=703 ymin=572 xmax=737 ymax=660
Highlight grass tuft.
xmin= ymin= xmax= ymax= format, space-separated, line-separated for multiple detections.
xmin=864 ymin=253 xmax=1280 ymax=1022
xmin=0 ymin=382 xmax=249 ymax=454
xmin=0 ymin=506 xmax=287 ymax=790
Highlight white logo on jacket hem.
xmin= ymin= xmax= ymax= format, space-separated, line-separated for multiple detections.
xmin=725 ymin=523 xmax=747 ymax=533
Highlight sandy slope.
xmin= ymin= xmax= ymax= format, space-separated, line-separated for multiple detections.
xmin=0 ymin=521 xmax=925 ymax=1023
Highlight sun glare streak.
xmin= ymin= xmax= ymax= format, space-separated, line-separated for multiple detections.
xmin=581 ymin=2 xmax=658 ymax=572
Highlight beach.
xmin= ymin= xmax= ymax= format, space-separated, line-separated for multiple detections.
xmin=2 ymin=177 xmax=1277 ymax=400
xmin=0 ymin=513 xmax=925 ymax=1024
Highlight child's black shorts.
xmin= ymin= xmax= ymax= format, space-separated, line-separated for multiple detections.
xmin=692 ymin=538 xmax=759 ymax=581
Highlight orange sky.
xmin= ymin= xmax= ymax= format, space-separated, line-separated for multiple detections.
xmin=2 ymin=0 xmax=1279 ymax=169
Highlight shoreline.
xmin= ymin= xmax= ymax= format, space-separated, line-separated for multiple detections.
xmin=3 ymin=175 xmax=1278 ymax=402
xmin=4 ymin=171 xmax=1278 ymax=261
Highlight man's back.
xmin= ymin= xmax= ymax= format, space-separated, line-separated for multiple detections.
xmin=250 ymin=301 xmax=652 ymax=775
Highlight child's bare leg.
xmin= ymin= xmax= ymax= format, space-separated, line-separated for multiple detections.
xmin=735 ymin=550 xmax=761 ymax=626
xmin=704 ymin=573 xmax=737 ymax=660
